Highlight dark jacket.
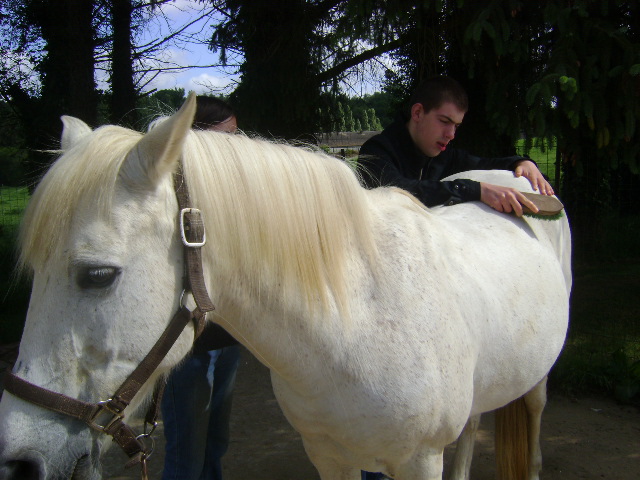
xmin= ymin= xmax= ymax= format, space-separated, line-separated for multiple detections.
xmin=358 ymin=117 xmax=528 ymax=207
xmin=193 ymin=323 xmax=239 ymax=353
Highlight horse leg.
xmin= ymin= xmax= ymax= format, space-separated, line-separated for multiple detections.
xmin=523 ymin=377 xmax=547 ymax=480
xmin=301 ymin=440 xmax=362 ymax=480
xmin=448 ymin=414 xmax=481 ymax=480
xmin=393 ymin=446 xmax=444 ymax=480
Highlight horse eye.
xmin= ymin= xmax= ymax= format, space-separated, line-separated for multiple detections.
xmin=78 ymin=266 xmax=120 ymax=289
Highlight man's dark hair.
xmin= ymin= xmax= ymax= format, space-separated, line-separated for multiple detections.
xmin=193 ymin=96 xmax=235 ymax=130
xmin=408 ymin=76 xmax=469 ymax=115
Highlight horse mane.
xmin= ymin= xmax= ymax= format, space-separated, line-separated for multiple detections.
xmin=19 ymin=122 xmax=378 ymax=316
xmin=181 ymin=130 xmax=378 ymax=316
xmin=19 ymin=126 xmax=143 ymax=273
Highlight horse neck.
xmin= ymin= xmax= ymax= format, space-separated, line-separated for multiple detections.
xmin=179 ymin=134 xmax=380 ymax=380
xmin=210 ymin=283 xmax=346 ymax=378
xmin=205 ymin=240 xmax=370 ymax=381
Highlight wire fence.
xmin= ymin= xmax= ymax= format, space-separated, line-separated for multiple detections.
xmin=0 ymin=187 xmax=29 ymax=231
xmin=0 ymin=187 xmax=28 ymax=229
xmin=514 ymin=141 xmax=558 ymax=188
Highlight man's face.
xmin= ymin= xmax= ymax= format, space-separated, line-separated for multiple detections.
xmin=408 ymin=101 xmax=465 ymax=157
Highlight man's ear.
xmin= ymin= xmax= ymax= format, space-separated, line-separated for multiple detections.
xmin=410 ymin=103 xmax=424 ymax=121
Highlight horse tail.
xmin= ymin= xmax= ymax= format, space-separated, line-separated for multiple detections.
xmin=495 ymin=397 xmax=529 ymax=480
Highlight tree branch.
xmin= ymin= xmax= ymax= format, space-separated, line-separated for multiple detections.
xmin=316 ymin=38 xmax=403 ymax=85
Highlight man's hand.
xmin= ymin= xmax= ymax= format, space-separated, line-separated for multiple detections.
xmin=513 ymin=160 xmax=554 ymax=195
xmin=480 ymin=183 xmax=539 ymax=216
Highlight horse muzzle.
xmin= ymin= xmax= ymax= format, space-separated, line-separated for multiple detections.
xmin=0 ymin=396 xmax=100 ymax=480
xmin=0 ymin=459 xmax=39 ymax=480
xmin=0 ymin=452 xmax=46 ymax=480
xmin=0 ymin=445 xmax=100 ymax=480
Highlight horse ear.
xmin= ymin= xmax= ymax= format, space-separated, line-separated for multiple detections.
xmin=60 ymin=116 xmax=92 ymax=151
xmin=120 ymin=91 xmax=197 ymax=189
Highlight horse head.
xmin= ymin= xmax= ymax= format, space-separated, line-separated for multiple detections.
xmin=0 ymin=95 xmax=200 ymax=480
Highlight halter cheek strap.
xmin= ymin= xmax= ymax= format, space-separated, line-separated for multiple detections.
xmin=174 ymin=165 xmax=215 ymax=337
xmin=3 ymin=165 xmax=215 ymax=479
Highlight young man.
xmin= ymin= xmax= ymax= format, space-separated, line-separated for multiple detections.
xmin=358 ymin=77 xmax=553 ymax=480
xmin=358 ymin=76 xmax=553 ymax=216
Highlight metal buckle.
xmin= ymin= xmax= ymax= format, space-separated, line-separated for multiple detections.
xmin=180 ymin=208 xmax=206 ymax=247
xmin=88 ymin=400 xmax=125 ymax=432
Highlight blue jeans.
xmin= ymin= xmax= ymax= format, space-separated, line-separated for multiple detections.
xmin=362 ymin=473 xmax=386 ymax=480
xmin=161 ymin=345 xmax=241 ymax=480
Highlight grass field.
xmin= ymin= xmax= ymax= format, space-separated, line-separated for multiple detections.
xmin=0 ymin=186 xmax=29 ymax=230
xmin=0 ymin=186 xmax=30 ymax=343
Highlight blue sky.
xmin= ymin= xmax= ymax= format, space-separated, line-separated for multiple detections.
xmin=137 ymin=1 xmax=240 ymax=95
xmin=137 ymin=1 xmax=387 ymax=97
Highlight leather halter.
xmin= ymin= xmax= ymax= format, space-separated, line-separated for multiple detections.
xmin=3 ymin=167 xmax=215 ymax=479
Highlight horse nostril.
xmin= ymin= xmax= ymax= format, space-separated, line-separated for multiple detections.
xmin=3 ymin=460 xmax=41 ymax=480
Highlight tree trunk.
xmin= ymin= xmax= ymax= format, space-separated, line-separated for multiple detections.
xmin=229 ymin=0 xmax=321 ymax=139
xmin=37 ymin=0 xmax=97 ymax=126
xmin=19 ymin=0 xmax=97 ymax=188
xmin=110 ymin=0 xmax=138 ymax=127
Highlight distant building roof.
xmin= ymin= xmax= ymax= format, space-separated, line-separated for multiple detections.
xmin=316 ymin=131 xmax=380 ymax=148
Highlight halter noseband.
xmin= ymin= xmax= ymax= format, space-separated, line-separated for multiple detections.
xmin=2 ymin=167 xmax=214 ymax=480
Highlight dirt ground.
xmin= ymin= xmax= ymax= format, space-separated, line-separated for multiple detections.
xmin=99 ymin=346 xmax=640 ymax=480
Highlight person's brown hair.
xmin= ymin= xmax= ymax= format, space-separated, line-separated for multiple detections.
xmin=193 ymin=96 xmax=235 ymax=130
xmin=408 ymin=76 xmax=469 ymax=114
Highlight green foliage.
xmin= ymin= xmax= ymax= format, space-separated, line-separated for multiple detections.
xmin=0 ymin=148 xmax=27 ymax=187
xmin=0 ymin=100 xmax=29 ymax=186
xmin=552 ymin=344 xmax=640 ymax=405
xmin=318 ymin=92 xmax=392 ymax=133
xmin=607 ymin=349 xmax=640 ymax=403
xmin=456 ymin=0 xmax=640 ymax=265
xmin=462 ymin=0 xmax=640 ymax=172
xmin=136 ymin=88 xmax=187 ymax=129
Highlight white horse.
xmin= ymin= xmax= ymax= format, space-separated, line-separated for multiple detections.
xmin=0 ymin=94 xmax=571 ymax=480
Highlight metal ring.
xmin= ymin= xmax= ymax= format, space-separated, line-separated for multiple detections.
xmin=136 ymin=434 xmax=155 ymax=459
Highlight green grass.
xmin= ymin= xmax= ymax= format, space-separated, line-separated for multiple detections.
xmin=0 ymin=186 xmax=29 ymax=230
xmin=549 ymin=261 xmax=640 ymax=404
xmin=0 ymin=186 xmax=30 ymax=343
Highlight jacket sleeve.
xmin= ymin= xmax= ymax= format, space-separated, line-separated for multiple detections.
xmin=358 ymin=138 xmax=482 ymax=207
xmin=449 ymin=149 xmax=532 ymax=172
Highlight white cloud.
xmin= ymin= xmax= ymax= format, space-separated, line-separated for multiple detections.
xmin=142 ymin=67 xmax=237 ymax=96
xmin=185 ymin=72 xmax=237 ymax=95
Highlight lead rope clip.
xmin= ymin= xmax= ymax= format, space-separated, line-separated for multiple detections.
xmin=140 ymin=454 xmax=149 ymax=480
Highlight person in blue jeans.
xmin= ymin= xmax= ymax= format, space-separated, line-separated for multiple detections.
xmin=362 ymin=473 xmax=388 ymax=480
xmin=161 ymin=96 xmax=240 ymax=480
xmin=162 ymin=342 xmax=240 ymax=480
